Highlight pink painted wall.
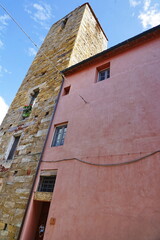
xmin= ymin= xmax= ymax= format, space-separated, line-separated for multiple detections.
xmin=21 ymin=36 xmax=160 ymax=240
xmin=43 ymin=38 xmax=160 ymax=161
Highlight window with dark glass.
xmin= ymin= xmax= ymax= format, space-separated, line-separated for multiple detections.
xmin=98 ymin=68 xmax=110 ymax=81
xmin=7 ymin=136 xmax=20 ymax=160
xmin=52 ymin=124 xmax=67 ymax=147
xmin=38 ymin=176 xmax=56 ymax=192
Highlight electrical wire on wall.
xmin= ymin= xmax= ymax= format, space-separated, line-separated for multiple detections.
xmin=42 ymin=150 xmax=160 ymax=167
xmin=1 ymin=4 xmax=159 ymax=166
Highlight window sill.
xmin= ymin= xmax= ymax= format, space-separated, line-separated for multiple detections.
xmin=34 ymin=191 xmax=52 ymax=202
xmin=96 ymin=77 xmax=111 ymax=83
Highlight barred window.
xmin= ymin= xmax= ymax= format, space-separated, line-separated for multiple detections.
xmin=38 ymin=176 xmax=56 ymax=192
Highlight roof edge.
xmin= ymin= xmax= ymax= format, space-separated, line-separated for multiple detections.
xmin=62 ymin=24 xmax=160 ymax=76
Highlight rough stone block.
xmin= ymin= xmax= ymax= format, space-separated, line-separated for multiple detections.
xmin=0 ymin=221 xmax=5 ymax=230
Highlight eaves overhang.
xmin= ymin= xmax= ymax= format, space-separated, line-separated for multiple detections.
xmin=62 ymin=24 xmax=160 ymax=76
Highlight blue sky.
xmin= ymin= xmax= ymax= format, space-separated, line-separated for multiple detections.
xmin=0 ymin=0 xmax=160 ymax=124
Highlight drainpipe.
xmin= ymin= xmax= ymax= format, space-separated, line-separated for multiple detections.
xmin=17 ymin=76 xmax=65 ymax=240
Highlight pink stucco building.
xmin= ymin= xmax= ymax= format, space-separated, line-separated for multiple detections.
xmin=20 ymin=24 xmax=160 ymax=240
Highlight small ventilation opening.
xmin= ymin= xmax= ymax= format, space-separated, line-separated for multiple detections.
xmin=4 ymin=223 xmax=7 ymax=231
xmin=14 ymin=171 xmax=18 ymax=176
xmin=63 ymin=86 xmax=71 ymax=96
xmin=40 ymin=70 xmax=47 ymax=76
xmin=38 ymin=176 xmax=56 ymax=192
xmin=45 ymin=111 xmax=49 ymax=116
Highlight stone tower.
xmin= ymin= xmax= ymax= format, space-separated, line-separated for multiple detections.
xmin=0 ymin=3 xmax=107 ymax=239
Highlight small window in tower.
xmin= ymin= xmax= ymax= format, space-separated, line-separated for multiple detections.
xmin=22 ymin=89 xmax=39 ymax=119
xmin=60 ymin=17 xmax=68 ymax=29
xmin=30 ymin=89 xmax=39 ymax=106
xmin=63 ymin=86 xmax=71 ymax=96
xmin=7 ymin=136 xmax=20 ymax=161
xmin=52 ymin=124 xmax=68 ymax=147
xmin=38 ymin=176 xmax=56 ymax=192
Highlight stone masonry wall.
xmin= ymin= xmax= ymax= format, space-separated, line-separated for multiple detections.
xmin=0 ymin=3 xmax=107 ymax=239
xmin=69 ymin=4 xmax=107 ymax=66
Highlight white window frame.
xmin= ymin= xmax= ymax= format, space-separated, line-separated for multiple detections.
xmin=51 ymin=124 xmax=68 ymax=147
xmin=98 ymin=68 xmax=110 ymax=81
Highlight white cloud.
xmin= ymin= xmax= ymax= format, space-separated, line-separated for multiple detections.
xmin=0 ymin=14 xmax=10 ymax=26
xmin=0 ymin=14 xmax=10 ymax=30
xmin=0 ymin=65 xmax=11 ymax=77
xmin=0 ymin=15 xmax=10 ymax=49
xmin=39 ymin=35 xmax=45 ymax=43
xmin=33 ymin=3 xmax=51 ymax=21
xmin=130 ymin=0 xmax=141 ymax=7
xmin=144 ymin=0 xmax=151 ymax=11
xmin=0 ymin=96 xmax=9 ymax=125
xmin=4 ymin=68 xmax=11 ymax=74
xmin=138 ymin=0 xmax=160 ymax=28
xmin=25 ymin=2 xmax=53 ymax=29
xmin=130 ymin=0 xmax=160 ymax=29
xmin=139 ymin=8 xmax=160 ymax=28
xmin=28 ymin=47 xmax=37 ymax=56
xmin=0 ymin=40 xmax=4 ymax=48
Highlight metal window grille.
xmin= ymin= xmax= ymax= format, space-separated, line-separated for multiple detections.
xmin=98 ymin=68 xmax=110 ymax=81
xmin=38 ymin=176 xmax=56 ymax=192
xmin=52 ymin=124 xmax=67 ymax=147
xmin=7 ymin=136 xmax=20 ymax=160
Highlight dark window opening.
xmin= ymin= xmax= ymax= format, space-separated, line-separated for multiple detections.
xmin=3 ymin=223 xmax=7 ymax=231
xmin=98 ymin=68 xmax=110 ymax=81
xmin=60 ymin=17 xmax=68 ymax=29
xmin=30 ymin=89 xmax=39 ymax=106
xmin=63 ymin=86 xmax=71 ymax=96
xmin=22 ymin=89 xmax=39 ymax=119
xmin=14 ymin=171 xmax=18 ymax=175
xmin=38 ymin=176 xmax=56 ymax=192
xmin=45 ymin=111 xmax=49 ymax=116
xmin=52 ymin=124 xmax=67 ymax=147
xmin=7 ymin=136 xmax=20 ymax=160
